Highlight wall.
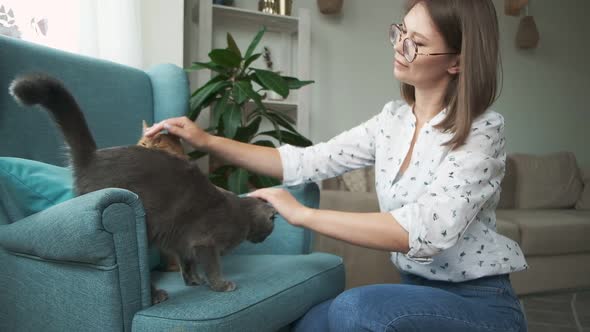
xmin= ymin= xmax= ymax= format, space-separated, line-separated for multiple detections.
xmin=291 ymin=0 xmax=590 ymax=166
xmin=141 ymin=0 xmax=184 ymax=69
xmin=183 ymin=0 xmax=590 ymax=166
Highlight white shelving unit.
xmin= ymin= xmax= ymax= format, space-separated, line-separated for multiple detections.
xmin=193 ymin=1 xmax=311 ymax=137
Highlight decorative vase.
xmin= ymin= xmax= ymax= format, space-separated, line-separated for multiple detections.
xmin=504 ymin=0 xmax=528 ymax=16
xmin=276 ymin=0 xmax=293 ymax=16
xmin=213 ymin=0 xmax=234 ymax=6
xmin=258 ymin=0 xmax=292 ymax=16
xmin=259 ymin=0 xmax=278 ymax=14
xmin=317 ymin=0 xmax=343 ymax=15
xmin=516 ymin=15 xmax=539 ymax=49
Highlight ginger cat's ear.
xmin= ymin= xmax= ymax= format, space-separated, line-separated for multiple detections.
xmin=142 ymin=120 xmax=149 ymax=133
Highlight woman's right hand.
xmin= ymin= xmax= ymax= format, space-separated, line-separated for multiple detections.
xmin=143 ymin=116 xmax=211 ymax=150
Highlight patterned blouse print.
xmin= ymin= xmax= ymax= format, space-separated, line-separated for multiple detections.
xmin=278 ymin=100 xmax=528 ymax=281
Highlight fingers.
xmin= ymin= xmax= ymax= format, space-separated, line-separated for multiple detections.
xmin=248 ymin=188 xmax=282 ymax=201
xmin=161 ymin=122 xmax=185 ymax=139
xmin=247 ymin=189 xmax=266 ymax=199
xmin=144 ymin=117 xmax=188 ymax=137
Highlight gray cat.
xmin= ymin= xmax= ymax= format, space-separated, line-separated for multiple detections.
xmin=9 ymin=73 xmax=277 ymax=303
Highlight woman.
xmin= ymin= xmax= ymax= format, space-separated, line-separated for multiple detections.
xmin=145 ymin=0 xmax=528 ymax=330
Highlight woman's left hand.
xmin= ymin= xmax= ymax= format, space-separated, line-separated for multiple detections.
xmin=248 ymin=188 xmax=312 ymax=227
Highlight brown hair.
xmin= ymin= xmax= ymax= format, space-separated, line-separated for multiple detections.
xmin=401 ymin=0 xmax=502 ymax=149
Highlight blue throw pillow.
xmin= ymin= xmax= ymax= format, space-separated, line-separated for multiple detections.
xmin=0 ymin=157 xmax=160 ymax=269
xmin=0 ymin=157 xmax=74 ymax=221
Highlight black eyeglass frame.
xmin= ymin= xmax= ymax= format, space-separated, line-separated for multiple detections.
xmin=389 ymin=23 xmax=459 ymax=63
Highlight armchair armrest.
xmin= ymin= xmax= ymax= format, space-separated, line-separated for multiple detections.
xmin=0 ymin=188 xmax=148 ymax=270
xmin=0 ymin=188 xmax=152 ymax=332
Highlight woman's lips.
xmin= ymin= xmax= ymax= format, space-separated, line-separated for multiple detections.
xmin=395 ymin=59 xmax=408 ymax=68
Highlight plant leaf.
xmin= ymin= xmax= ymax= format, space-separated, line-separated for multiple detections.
xmin=212 ymin=91 xmax=230 ymax=128
xmin=209 ymin=49 xmax=241 ymax=68
xmin=252 ymin=140 xmax=276 ymax=148
xmin=222 ymin=103 xmax=242 ymax=138
xmin=245 ymin=26 xmax=266 ymax=60
xmin=191 ymin=75 xmax=225 ymax=97
xmin=189 ymin=89 xmax=223 ymax=121
xmin=262 ymin=110 xmax=283 ymax=142
xmin=265 ymin=110 xmax=297 ymax=133
xmin=209 ymin=165 xmax=234 ymax=189
xmin=226 ymin=32 xmax=242 ymax=59
xmin=234 ymin=116 xmax=262 ymax=143
xmin=248 ymin=73 xmax=265 ymax=89
xmin=189 ymin=81 xmax=230 ymax=120
xmin=187 ymin=61 xmax=225 ymax=73
xmin=253 ymin=69 xmax=289 ymax=98
xmin=243 ymin=53 xmax=262 ymax=70
xmin=258 ymin=130 xmax=313 ymax=147
xmin=282 ymin=76 xmax=315 ymax=89
xmin=228 ymin=168 xmax=250 ymax=194
xmin=250 ymin=173 xmax=281 ymax=189
xmin=235 ymin=80 xmax=265 ymax=110
xmin=232 ymin=82 xmax=248 ymax=104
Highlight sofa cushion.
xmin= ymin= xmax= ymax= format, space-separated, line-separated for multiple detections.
xmin=497 ymin=156 xmax=517 ymax=209
xmin=319 ymin=190 xmax=380 ymax=212
xmin=496 ymin=217 xmax=521 ymax=244
xmin=499 ymin=152 xmax=583 ymax=209
xmin=496 ymin=209 xmax=590 ymax=255
xmin=133 ymin=253 xmax=345 ymax=332
xmin=576 ymin=167 xmax=590 ymax=210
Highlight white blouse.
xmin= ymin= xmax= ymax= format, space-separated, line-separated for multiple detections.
xmin=278 ymin=100 xmax=528 ymax=282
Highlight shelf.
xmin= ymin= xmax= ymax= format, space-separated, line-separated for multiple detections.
xmin=257 ymin=99 xmax=297 ymax=112
xmin=212 ymin=4 xmax=299 ymax=33
xmin=193 ymin=1 xmax=310 ymax=137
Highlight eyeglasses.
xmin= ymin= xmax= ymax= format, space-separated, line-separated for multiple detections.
xmin=389 ymin=23 xmax=458 ymax=63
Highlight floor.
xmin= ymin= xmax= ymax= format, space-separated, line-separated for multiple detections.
xmin=521 ymin=291 xmax=590 ymax=332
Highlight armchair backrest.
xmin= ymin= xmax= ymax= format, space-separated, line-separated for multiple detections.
xmin=0 ymin=35 xmax=188 ymax=166
xmin=232 ymin=183 xmax=319 ymax=255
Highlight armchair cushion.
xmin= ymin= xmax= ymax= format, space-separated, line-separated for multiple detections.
xmin=133 ymin=253 xmax=344 ymax=332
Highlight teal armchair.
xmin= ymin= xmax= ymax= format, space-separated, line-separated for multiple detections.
xmin=0 ymin=35 xmax=344 ymax=332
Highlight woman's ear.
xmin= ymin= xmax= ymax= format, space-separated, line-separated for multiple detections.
xmin=447 ymin=56 xmax=460 ymax=75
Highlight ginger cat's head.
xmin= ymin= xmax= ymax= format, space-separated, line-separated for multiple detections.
xmin=138 ymin=120 xmax=186 ymax=159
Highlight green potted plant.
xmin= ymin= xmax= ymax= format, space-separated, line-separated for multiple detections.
xmin=186 ymin=26 xmax=314 ymax=194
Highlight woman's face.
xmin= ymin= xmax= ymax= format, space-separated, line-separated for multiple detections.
xmin=393 ymin=3 xmax=458 ymax=89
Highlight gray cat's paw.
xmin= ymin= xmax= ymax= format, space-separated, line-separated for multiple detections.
xmin=151 ymin=288 xmax=169 ymax=304
xmin=210 ymin=280 xmax=236 ymax=292
xmin=182 ymin=274 xmax=204 ymax=286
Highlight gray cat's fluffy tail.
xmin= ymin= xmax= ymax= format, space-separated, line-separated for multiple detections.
xmin=9 ymin=73 xmax=97 ymax=168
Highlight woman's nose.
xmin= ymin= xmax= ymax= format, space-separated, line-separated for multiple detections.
xmin=393 ymin=38 xmax=403 ymax=55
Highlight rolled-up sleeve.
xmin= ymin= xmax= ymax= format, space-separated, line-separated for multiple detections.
xmin=278 ymin=102 xmax=392 ymax=186
xmin=390 ymin=112 xmax=506 ymax=260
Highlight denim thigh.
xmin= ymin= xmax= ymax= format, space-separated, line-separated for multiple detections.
xmin=294 ymin=274 xmax=526 ymax=332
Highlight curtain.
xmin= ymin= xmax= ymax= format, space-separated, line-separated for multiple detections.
xmin=0 ymin=0 xmax=143 ymax=68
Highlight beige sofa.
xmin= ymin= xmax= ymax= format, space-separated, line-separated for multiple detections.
xmin=316 ymin=151 xmax=590 ymax=295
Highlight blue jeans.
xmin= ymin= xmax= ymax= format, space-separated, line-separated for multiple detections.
xmin=293 ymin=273 xmax=527 ymax=332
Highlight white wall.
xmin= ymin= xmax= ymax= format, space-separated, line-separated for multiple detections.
xmin=141 ymin=0 xmax=184 ymax=69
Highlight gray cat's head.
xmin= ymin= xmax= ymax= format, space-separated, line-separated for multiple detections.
xmin=239 ymin=197 xmax=277 ymax=243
